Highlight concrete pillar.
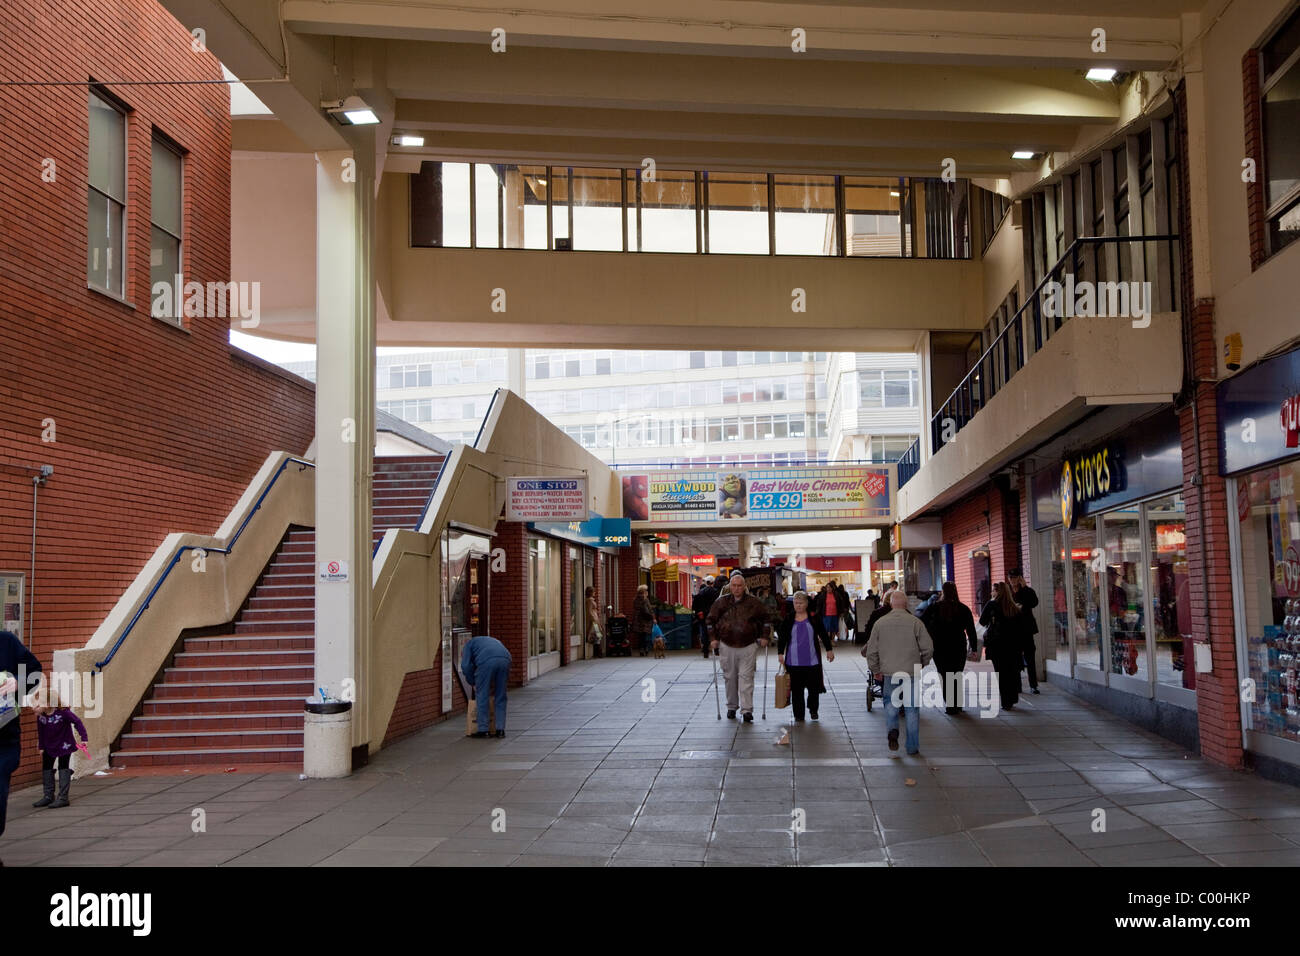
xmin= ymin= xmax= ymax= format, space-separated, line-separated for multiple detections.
xmin=507 ymin=348 xmax=526 ymax=398
xmin=916 ymin=330 xmax=933 ymax=464
xmin=737 ymin=535 xmax=752 ymax=568
xmin=311 ymin=141 xmax=376 ymax=774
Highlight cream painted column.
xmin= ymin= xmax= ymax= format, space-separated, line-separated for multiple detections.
xmin=311 ymin=140 xmax=376 ymax=776
xmin=737 ymin=535 xmax=753 ymax=568
xmin=916 ymin=330 xmax=933 ymax=465
xmin=507 ymin=348 xmax=526 ymax=398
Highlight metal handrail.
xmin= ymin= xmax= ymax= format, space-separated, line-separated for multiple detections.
xmin=607 ymin=457 xmax=897 ymax=469
xmin=95 ymin=456 xmax=315 ymax=671
xmin=930 ymin=234 xmax=1180 ymax=452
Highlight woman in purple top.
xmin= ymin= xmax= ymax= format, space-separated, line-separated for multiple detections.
xmin=776 ymin=591 xmax=835 ymax=721
xmin=32 ymin=698 xmax=89 ymax=809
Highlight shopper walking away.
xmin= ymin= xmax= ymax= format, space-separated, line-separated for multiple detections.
xmin=776 ymin=591 xmax=834 ymax=721
xmin=864 ymin=589 xmax=881 ymax=613
xmin=633 ymin=585 xmax=656 ymax=657
xmin=32 ymin=692 xmax=89 ymax=809
xmin=461 ymin=635 xmax=511 ymax=738
xmin=1007 ymin=567 xmax=1041 ymax=694
xmin=980 ymin=582 xmax=1025 ymax=710
xmin=585 ymin=586 xmax=604 ymax=658
xmin=865 ymin=591 xmax=934 ymax=755
xmin=921 ymin=582 xmax=979 ymax=714
xmin=693 ymin=575 xmax=719 ymax=658
xmin=706 ymin=573 xmax=770 ymax=722
xmin=0 ymin=629 xmax=42 ymax=856
xmin=862 ymin=597 xmax=893 ymax=645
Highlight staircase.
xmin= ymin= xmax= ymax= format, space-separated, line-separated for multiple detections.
xmin=110 ymin=455 xmax=445 ymax=769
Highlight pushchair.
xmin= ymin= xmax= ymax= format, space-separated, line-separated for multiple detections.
xmin=866 ymin=672 xmax=884 ymax=711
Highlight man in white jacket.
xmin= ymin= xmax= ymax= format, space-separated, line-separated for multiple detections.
xmin=865 ymin=590 xmax=934 ymax=755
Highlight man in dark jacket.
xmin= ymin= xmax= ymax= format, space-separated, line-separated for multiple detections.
xmin=1008 ymin=568 xmax=1041 ymax=694
xmin=706 ymin=573 xmax=770 ymax=722
xmin=0 ymin=629 xmax=43 ymax=848
xmin=693 ymin=576 xmax=719 ymax=659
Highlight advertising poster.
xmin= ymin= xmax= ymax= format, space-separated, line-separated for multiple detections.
xmin=506 ymin=476 xmax=589 ymax=521
xmin=622 ymin=466 xmax=892 ymax=526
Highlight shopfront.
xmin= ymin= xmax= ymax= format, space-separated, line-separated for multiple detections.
xmin=1220 ymin=347 xmax=1300 ymax=773
xmin=528 ymin=514 xmax=629 ymax=669
xmin=1028 ymin=407 xmax=1197 ymax=743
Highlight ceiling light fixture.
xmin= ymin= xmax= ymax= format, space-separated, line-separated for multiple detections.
xmin=1012 ymin=150 xmax=1035 ymax=160
xmin=393 ymin=134 xmax=425 ymax=147
xmin=324 ymin=95 xmax=380 ymax=126
xmin=1086 ymin=67 xmax=1118 ymax=82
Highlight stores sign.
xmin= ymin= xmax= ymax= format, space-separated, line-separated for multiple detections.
xmin=506 ymin=476 xmax=588 ymax=521
xmin=1061 ymin=445 xmax=1125 ymax=528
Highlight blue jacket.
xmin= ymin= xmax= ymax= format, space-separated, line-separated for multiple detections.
xmin=460 ymin=636 xmax=511 ymax=682
xmin=0 ymin=630 xmax=43 ymax=749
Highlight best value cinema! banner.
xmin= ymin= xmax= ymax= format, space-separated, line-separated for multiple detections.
xmin=621 ymin=466 xmax=892 ymax=526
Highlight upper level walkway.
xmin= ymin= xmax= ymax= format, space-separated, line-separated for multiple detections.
xmin=4 ymin=651 xmax=1297 ymax=867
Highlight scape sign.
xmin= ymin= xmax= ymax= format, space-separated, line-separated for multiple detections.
xmin=621 ymin=466 xmax=891 ymax=526
xmin=506 ymin=476 xmax=589 ymax=522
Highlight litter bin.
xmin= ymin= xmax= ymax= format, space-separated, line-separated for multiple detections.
xmin=303 ymin=699 xmax=352 ymax=778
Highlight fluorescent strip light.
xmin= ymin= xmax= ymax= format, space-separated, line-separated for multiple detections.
xmin=394 ymin=134 xmax=425 ymax=147
xmin=1086 ymin=68 xmax=1117 ymax=82
xmin=1012 ymin=150 xmax=1035 ymax=160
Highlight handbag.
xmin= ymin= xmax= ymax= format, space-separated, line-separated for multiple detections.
xmin=774 ymin=665 xmax=791 ymax=709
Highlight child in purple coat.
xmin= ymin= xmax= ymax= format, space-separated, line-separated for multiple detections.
xmin=32 ymin=699 xmax=89 ymax=809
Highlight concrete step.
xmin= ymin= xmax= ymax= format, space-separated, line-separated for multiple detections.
xmin=109 ymin=746 xmax=303 ymax=768
xmin=174 ymin=649 xmax=314 ymax=668
xmin=118 ymin=728 xmax=304 ymax=751
xmin=143 ymin=695 xmax=306 ymax=716
xmin=151 ymin=679 xmax=315 ymax=699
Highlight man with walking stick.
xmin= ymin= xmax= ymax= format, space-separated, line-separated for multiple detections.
xmin=706 ymin=572 xmax=769 ymax=722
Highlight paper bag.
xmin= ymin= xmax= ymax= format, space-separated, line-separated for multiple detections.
xmin=774 ymin=670 xmax=791 ymax=709
xmin=465 ymin=696 xmax=497 ymax=735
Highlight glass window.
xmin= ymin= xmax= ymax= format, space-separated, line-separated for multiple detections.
xmin=1048 ymin=526 xmax=1070 ymax=668
xmin=1071 ymin=517 xmax=1103 ymax=669
xmin=410 ymin=162 xmax=471 ymax=248
xmin=88 ymin=90 xmax=126 ymax=296
xmin=859 ymin=371 xmax=883 ymax=407
xmin=706 ymin=171 xmax=769 ymax=254
xmin=473 ymin=164 xmax=502 ymax=248
xmin=1104 ymin=507 xmax=1147 ymax=681
xmin=844 ymin=176 xmax=904 ymax=256
xmin=569 ymin=167 xmax=622 ymax=251
xmin=1237 ymin=461 xmax=1300 ymax=741
xmin=882 ymin=370 xmax=913 ymax=408
xmin=149 ymin=136 xmax=183 ymax=320
xmin=1263 ymin=8 xmax=1300 ymax=254
xmin=1146 ymin=494 xmax=1191 ymax=688
xmin=774 ymin=173 xmax=836 ymax=255
xmin=631 ymin=168 xmax=696 ymax=252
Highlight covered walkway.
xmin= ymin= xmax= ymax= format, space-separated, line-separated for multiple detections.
xmin=4 ymin=654 xmax=1298 ymax=867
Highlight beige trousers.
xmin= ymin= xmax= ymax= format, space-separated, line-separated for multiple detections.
xmin=720 ymin=642 xmax=759 ymax=713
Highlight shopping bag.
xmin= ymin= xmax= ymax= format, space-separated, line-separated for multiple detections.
xmin=774 ymin=668 xmax=791 ymax=709
xmin=651 ymin=623 xmax=664 ymax=640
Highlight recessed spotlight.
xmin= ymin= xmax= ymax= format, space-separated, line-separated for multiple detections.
xmin=1012 ymin=150 xmax=1035 ymax=160
xmin=393 ymin=134 xmax=425 ymax=147
xmin=1086 ymin=67 xmax=1117 ymax=82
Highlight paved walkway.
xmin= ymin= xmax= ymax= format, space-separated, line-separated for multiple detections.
xmin=4 ymin=650 xmax=1300 ymax=866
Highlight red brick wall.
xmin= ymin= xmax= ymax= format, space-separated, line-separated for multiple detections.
xmin=617 ymin=544 xmax=641 ymax=621
xmin=1181 ymin=299 xmax=1244 ymax=768
xmin=1243 ymin=50 xmax=1268 ymax=271
xmin=491 ymin=522 xmax=530 ymax=686
xmin=382 ymin=667 xmax=440 ymax=747
xmin=0 ymin=0 xmax=315 ymax=785
xmin=939 ymin=481 xmax=1022 ymax=610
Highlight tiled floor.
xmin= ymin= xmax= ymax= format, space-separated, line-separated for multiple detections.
xmin=4 ymin=650 xmax=1299 ymax=866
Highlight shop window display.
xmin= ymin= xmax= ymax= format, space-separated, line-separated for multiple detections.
xmin=1070 ymin=516 xmax=1104 ymax=669
xmin=1104 ymin=507 xmax=1147 ymax=680
xmin=1238 ymin=461 xmax=1300 ymax=742
xmin=1147 ymin=494 xmax=1192 ymax=688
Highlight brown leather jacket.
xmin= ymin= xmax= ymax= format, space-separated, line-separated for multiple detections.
xmin=706 ymin=592 xmax=768 ymax=648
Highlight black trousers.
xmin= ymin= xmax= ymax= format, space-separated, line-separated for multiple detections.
xmin=0 ymin=742 xmax=20 ymax=838
xmin=787 ymin=665 xmax=821 ymax=719
xmin=41 ymin=753 xmax=70 ymax=771
xmin=936 ymin=667 xmax=964 ymax=710
xmin=1022 ymin=638 xmax=1038 ymax=689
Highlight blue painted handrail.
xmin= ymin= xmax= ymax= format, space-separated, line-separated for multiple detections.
xmin=95 ymin=456 xmax=315 ymax=671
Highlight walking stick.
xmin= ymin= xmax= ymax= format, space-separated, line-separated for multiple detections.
xmin=762 ymin=639 xmax=770 ymax=720
xmin=711 ymin=645 xmax=721 ymax=719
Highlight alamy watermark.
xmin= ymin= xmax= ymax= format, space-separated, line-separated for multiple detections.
xmin=885 ymin=666 xmax=1001 ymax=717
xmin=1042 ymin=274 xmax=1152 ymax=328
xmin=0 ymin=668 xmax=104 ymax=721
xmin=151 ymin=275 xmax=261 ymax=328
